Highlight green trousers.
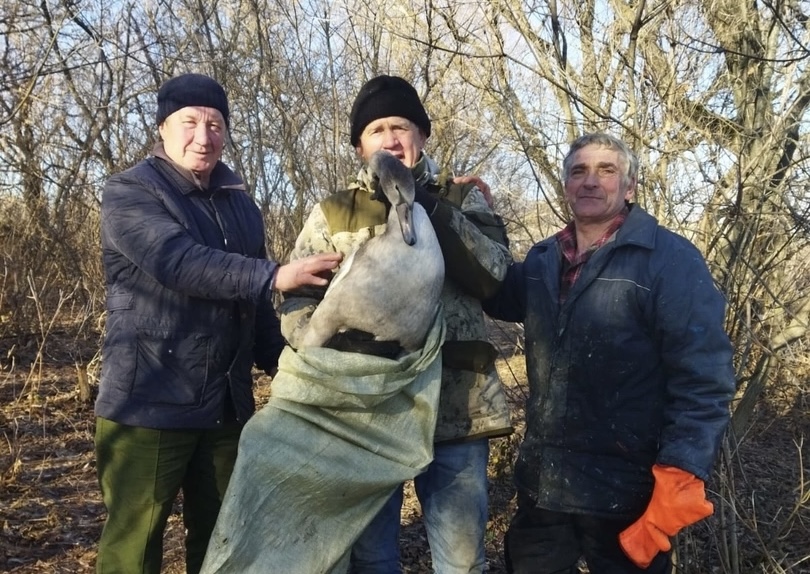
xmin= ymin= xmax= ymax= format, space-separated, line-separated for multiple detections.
xmin=95 ymin=417 xmax=241 ymax=574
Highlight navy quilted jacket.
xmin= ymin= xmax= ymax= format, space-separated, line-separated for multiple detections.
xmin=484 ymin=205 xmax=735 ymax=519
xmin=97 ymin=152 xmax=283 ymax=429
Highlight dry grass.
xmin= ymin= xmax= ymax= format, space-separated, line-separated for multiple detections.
xmin=1 ymin=323 xmax=808 ymax=573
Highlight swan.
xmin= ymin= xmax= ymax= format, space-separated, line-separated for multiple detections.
xmin=300 ymin=150 xmax=445 ymax=353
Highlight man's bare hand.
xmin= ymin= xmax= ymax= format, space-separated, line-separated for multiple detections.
xmin=453 ymin=175 xmax=494 ymax=209
xmin=273 ymin=252 xmax=342 ymax=292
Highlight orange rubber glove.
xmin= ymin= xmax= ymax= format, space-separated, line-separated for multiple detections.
xmin=619 ymin=464 xmax=714 ymax=569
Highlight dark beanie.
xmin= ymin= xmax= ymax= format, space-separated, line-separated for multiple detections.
xmin=349 ymin=75 xmax=431 ymax=146
xmin=156 ymin=73 xmax=230 ymax=127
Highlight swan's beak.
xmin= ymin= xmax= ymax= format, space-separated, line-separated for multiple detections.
xmin=396 ymin=201 xmax=416 ymax=246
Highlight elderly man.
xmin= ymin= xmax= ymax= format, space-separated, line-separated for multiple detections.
xmin=279 ymin=74 xmax=513 ymax=574
xmin=95 ymin=73 xmax=340 ymax=574
xmin=484 ymin=132 xmax=736 ymax=573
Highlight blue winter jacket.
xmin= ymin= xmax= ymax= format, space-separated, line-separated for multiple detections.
xmin=96 ymin=151 xmax=284 ymax=429
xmin=484 ymin=205 xmax=735 ymax=519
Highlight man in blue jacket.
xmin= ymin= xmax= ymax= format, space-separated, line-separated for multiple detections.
xmin=484 ymin=132 xmax=736 ymax=573
xmin=94 ymin=73 xmax=341 ymax=574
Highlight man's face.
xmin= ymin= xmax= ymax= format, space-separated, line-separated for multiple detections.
xmin=158 ymin=106 xmax=226 ymax=176
xmin=564 ymin=144 xmax=635 ymax=225
xmin=355 ymin=116 xmax=426 ymax=168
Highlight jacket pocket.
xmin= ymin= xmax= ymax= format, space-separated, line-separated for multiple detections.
xmin=133 ymin=329 xmax=211 ymax=406
xmin=435 ymin=364 xmax=513 ymax=442
xmin=106 ymin=293 xmax=133 ymax=311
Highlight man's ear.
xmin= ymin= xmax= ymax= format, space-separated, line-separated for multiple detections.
xmin=418 ymin=129 xmax=428 ymax=150
xmin=624 ymin=178 xmax=637 ymax=202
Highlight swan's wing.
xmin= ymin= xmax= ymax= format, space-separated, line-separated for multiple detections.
xmin=323 ymin=248 xmax=357 ymax=296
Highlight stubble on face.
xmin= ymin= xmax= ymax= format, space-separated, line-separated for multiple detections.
xmin=564 ymin=145 xmax=634 ymax=226
xmin=159 ymin=106 xmax=226 ymax=177
xmin=356 ymin=116 xmax=426 ymax=168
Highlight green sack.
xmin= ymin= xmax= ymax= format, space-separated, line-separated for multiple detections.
xmin=201 ymin=310 xmax=445 ymax=574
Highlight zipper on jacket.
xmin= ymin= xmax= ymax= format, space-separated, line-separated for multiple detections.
xmin=210 ymin=195 xmax=229 ymax=249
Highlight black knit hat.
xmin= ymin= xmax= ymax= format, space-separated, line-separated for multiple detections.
xmin=349 ymin=75 xmax=431 ymax=146
xmin=156 ymin=73 xmax=230 ymax=127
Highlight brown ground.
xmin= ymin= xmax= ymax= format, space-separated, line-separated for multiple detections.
xmin=1 ymin=323 xmax=808 ymax=573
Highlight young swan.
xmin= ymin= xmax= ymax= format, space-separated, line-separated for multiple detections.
xmin=301 ymin=150 xmax=445 ymax=353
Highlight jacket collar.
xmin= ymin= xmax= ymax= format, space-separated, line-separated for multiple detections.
xmin=534 ymin=204 xmax=659 ymax=255
xmin=152 ymin=142 xmax=245 ymax=194
xmin=613 ymin=204 xmax=658 ymax=250
xmin=410 ymin=152 xmax=442 ymax=187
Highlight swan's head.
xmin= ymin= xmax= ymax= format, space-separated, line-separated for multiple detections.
xmin=369 ymin=150 xmax=417 ymax=246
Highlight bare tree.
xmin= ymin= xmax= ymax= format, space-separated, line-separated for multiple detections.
xmin=1 ymin=0 xmax=808 ymax=569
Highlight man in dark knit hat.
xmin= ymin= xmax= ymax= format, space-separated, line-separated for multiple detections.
xmin=94 ymin=72 xmax=340 ymax=574
xmin=280 ymin=74 xmax=513 ymax=574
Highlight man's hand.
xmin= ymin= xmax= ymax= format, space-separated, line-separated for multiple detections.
xmin=273 ymin=252 xmax=342 ymax=292
xmin=453 ymin=175 xmax=494 ymax=208
xmin=619 ymin=464 xmax=714 ymax=568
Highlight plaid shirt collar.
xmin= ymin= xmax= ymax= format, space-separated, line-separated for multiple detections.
xmin=556 ymin=206 xmax=629 ymax=302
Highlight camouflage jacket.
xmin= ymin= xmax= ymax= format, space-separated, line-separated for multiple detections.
xmin=279 ymin=153 xmax=513 ymax=442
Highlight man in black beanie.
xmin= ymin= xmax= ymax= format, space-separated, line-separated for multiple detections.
xmin=94 ymin=72 xmax=340 ymax=574
xmin=348 ymin=75 xmax=431 ymax=147
xmin=280 ymin=74 xmax=513 ymax=574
